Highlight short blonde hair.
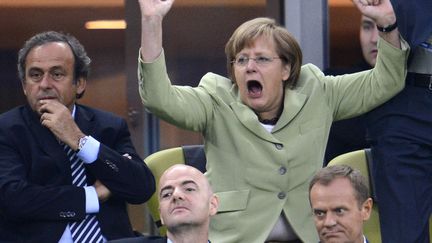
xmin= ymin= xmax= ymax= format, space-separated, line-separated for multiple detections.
xmin=225 ymin=17 xmax=302 ymax=89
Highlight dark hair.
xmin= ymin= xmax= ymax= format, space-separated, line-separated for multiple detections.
xmin=309 ymin=165 xmax=370 ymax=209
xmin=225 ymin=17 xmax=302 ymax=89
xmin=17 ymin=31 xmax=91 ymax=99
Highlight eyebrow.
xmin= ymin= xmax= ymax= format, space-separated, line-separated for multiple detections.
xmin=181 ymin=180 xmax=198 ymax=187
xmin=159 ymin=180 xmax=199 ymax=196
xmin=27 ymin=65 xmax=65 ymax=72
xmin=361 ymin=19 xmax=375 ymax=25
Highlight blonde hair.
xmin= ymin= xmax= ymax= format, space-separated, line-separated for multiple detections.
xmin=225 ymin=17 xmax=302 ymax=89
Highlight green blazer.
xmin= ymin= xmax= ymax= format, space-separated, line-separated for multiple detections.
xmin=138 ymin=38 xmax=409 ymax=243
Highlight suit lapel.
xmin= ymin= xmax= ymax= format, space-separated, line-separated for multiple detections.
xmin=74 ymin=105 xmax=97 ymax=183
xmin=230 ymin=102 xmax=280 ymax=143
xmin=231 ymin=88 xmax=307 ymax=138
xmin=22 ymin=105 xmax=70 ymax=175
xmin=74 ymin=105 xmax=95 ymax=136
xmin=272 ymin=89 xmax=307 ymax=133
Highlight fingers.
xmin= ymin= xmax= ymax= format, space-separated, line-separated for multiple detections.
xmin=94 ymin=180 xmax=112 ymax=203
xmin=38 ymin=99 xmax=65 ymax=115
xmin=139 ymin=0 xmax=174 ymax=18
xmin=122 ymin=153 xmax=132 ymax=160
xmin=353 ymin=0 xmax=380 ymax=6
xmin=39 ymin=111 xmax=52 ymax=126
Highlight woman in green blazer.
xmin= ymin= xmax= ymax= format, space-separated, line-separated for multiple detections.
xmin=137 ymin=0 xmax=408 ymax=242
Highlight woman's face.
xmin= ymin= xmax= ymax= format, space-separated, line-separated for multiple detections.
xmin=233 ymin=35 xmax=290 ymax=120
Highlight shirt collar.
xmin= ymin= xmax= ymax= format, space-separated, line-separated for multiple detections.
xmin=71 ymin=104 xmax=76 ymax=118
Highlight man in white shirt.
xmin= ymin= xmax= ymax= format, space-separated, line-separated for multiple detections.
xmin=0 ymin=31 xmax=155 ymax=242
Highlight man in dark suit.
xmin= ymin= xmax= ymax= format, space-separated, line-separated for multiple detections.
xmin=110 ymin=164 xmax=218 ymax=243
xmin=0 ymin=31 xmax=155 ymax=242
xmin=366 ymin=0 xmax=432 ymax=242
xmin=309 ymin=165 xmax=372 ymax=243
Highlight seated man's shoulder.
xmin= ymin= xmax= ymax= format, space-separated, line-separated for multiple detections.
xmin=77 ymin=104 xmax=125 ymax=125
xmin=0 ymin=105 xmax=28 ymax=127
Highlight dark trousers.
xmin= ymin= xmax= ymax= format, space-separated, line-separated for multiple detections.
xmin=367 ymin=84 xmax=432 ymax=243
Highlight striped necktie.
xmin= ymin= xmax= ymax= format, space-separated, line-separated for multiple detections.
xmin=64 ymin=144 xmax=104 ymax=243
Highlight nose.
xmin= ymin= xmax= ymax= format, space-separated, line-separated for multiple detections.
xmin=323 ymin=214 xmax=337 ymax=228
xmin=245 ymin=58 xmax=258 ymax=73
xmin=172 ymin=188 xmax=184 ymax=201
xmin=371 ymin=27 xmax=379 ymax=43
xmin=39 ymin=73 xmax=53 ymax=89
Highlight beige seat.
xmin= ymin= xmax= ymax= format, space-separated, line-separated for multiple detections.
xmin=328 ymin=149 xmax=432 ymax=242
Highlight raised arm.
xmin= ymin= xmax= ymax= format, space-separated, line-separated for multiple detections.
xmin=353 ymin=0 xmax=400 ymax=49
xmin=138 ymin=0 xmax=174 ymax=61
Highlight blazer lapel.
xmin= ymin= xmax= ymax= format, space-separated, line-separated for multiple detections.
xmin=230 ymin=102 xmax=281 ymax=143
xmin=231 ymin=88 xmax=307 ymax=138
xmin=74 ymin=105 xmax=96 ymax=182
xmin=74 ymin=105 xmax=95 ymax=136
xmin=22 ymin=105 xmax=70 ymax=174
xmin=272 ymin=89 xmax=307 ymax=133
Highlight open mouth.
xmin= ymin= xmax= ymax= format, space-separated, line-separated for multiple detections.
xmin=247 ymin=80 xmax=263 ymax=97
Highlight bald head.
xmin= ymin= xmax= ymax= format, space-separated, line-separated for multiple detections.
xmin=158 ymin=164 xmax=218 ymax=235
xmin=159 ymin=164 xmax=213 ymax=198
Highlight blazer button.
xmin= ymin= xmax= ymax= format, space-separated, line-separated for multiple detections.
xmin=279 ymin=166 xmax=287 ymax=175
xmin=278 ymin=192 xmax=286 ymax=199
xmin=59 ymin=212 xmax=66 ymax=218
xmin=105 ymin=160 xmax=119 ymax=172
xmin=275 ymin=143 xmax=283 ymax=150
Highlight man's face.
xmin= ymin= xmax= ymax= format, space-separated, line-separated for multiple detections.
xmin=310 ymin=178 xmax=372 ymax=243
xmin=360 ymin=15 xmax=378 ymax=67
xmin=233 ymin=35 xmax=290 ymax=120
xmin=22 ymin=42 xmax=86 ymax=115
xmin=158 ymin=165 xmax=218 ymax=230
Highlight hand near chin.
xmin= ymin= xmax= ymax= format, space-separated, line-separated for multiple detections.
xmin=39 ymin=99 xmax=84 ymax=150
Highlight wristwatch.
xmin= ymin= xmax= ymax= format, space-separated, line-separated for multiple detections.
xmin=376 ymin=21 xmax=398 ymax=33
xmin=76 ymin=136 xmax=89 ymax=153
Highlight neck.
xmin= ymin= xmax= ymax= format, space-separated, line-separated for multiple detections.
xmin=257 ymin=106 xmax=283 ymax=125
xmin=167 ymin=226 xmax=209 ymax=243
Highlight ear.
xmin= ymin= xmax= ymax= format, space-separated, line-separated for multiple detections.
xmin=22 ymin=81 xmax=28 ymax=96
xmin=282 ymin=63 xmax=291 ymax=82
xmin=75 ymin=77 xmax=86 ymax=96
xmin=209 ymin=194 xmax=219 ymax=216
xmin=158 ymin=206 xmax=165 ymax=225
xmin=361 ymin=198 xmax=373 ymax=221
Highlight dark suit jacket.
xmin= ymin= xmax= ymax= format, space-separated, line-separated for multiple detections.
xmin=390 ymin=0 xmax=432 ymax=48
xmin=0 ymin=104 xmax=155 ymax=242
